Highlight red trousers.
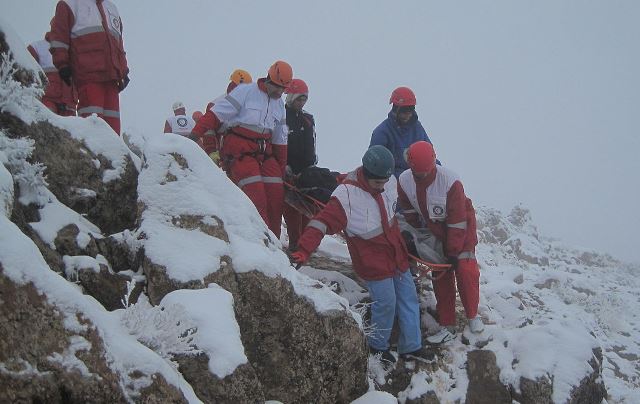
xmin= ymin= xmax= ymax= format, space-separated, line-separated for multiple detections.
xmin=432 ymin=258 xmax=480 ymax=326
xmin=224 ymin=136 xmax=284 ymax=238
xmin=77 ymin=81 xmax=121 ymax=135
xmin=283 ymin=203 xmax=310 ymax=248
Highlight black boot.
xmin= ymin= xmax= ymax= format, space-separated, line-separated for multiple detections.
xmin=369 ymin=347 xmax=396 ymax=364
xmin=400 ymin=347 xmax=435 ymax=362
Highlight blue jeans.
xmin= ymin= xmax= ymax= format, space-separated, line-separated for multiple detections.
xmin=366 ymin=270 xmax=421 ymax=354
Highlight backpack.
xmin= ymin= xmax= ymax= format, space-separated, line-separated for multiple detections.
xmin=295 ymin=166 xmax=339 ymax=204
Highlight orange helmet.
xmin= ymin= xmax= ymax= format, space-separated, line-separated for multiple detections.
xmin=406 ymin=141 xmax=436 ymax=174
xmin=267 ymin=60 xmax=293 ymax=87
xmin=389 ymin=86 xmax=417 ymax=106
xmin=229 ymin=69 xmax=252 ymax=85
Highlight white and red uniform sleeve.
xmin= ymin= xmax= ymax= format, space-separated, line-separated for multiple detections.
xmin=443 ymin=181 xmax=468 ymax=258
xmin=296 ymin=197 xmax=348 ymax=256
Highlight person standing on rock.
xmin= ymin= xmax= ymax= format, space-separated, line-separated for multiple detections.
xmin=164 ymin=101 xmax=195 ymax=136
xmin=398 ymin=141 xmax=483 ymax=344
xmin=290 ymin=145 xmax=430 ymax=363
xmin=282 ymin=78 xmax=317 ymax=250
xmin=47 ymin=0 xmax=130 ymax=135
xmin=370 ymin=86 xmax=435 ymax=178
xmin=188 ymin=61 xmax=292 ymax=238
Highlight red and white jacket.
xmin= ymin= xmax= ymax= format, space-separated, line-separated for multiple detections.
xmin=27 ymin=40 xmax=77 ymax=109
xmin=397 ymin=166 xmax=478 ymax=259
xmin=164 ymin=114 xmax=195 ymax=136
xmin=297 ymin=168 xmax=409 ymax=281
xmin=47 ymin=0 xmax=128 ymax=86
xmin=192 ymin=79 xmax=288 ymax=168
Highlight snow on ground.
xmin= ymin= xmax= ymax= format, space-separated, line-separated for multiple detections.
xmin=130 ymin=129 xmax=361 ymax=321
xmin=309 ymin=207 xmax=640 ymax=403
xmin=0 ymin=215 xmax=202 ymax=403
xmin=161 ymin=286 xmax=247 ymax=378
xmin=3 ymin=18 xmax=638 ymax=403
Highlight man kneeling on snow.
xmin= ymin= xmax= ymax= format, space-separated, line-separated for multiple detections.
xmin=398 ymin=141 xmax=483 ymax=344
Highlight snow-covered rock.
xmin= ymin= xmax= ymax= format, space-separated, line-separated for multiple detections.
xmin=1 ymin=22 xmax=368 ymax=403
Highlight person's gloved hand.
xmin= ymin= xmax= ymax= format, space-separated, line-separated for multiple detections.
xmin=118 ymin=74 xmax=130 ymax=92
xmin=208 ymin=151 xmax=220 ymax=165
xmin=58 ymin=66 xmax=72 ymax=86
xmin=289 ymin=250 xmax=309 ymax=269
xmin=284 ymin=165 xmax=298 ymax=181
xmin=447 ymin=256 xmax=459 ymax=270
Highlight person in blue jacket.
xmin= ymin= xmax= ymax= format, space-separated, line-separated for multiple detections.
xmin=370 ymin=86 xmax=435 ymax=178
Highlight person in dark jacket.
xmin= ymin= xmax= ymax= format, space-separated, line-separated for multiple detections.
xmin=283 ymin=78 xmax=317 ymax=249
xmin=370 ymin=86 xmax=434 ymax=178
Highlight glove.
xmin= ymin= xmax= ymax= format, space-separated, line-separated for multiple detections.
xmin=58 ymin=66 xmax=72 ymax=86
xmin=447 ymin=256 xmax=459 ymax=269
xmin=208 ymin=151 xmax=220 ymax=165
xmin=118 ymin=74 xmax=130 ymax=92
xmin=289 ymin=250 xmax=309 ymax=269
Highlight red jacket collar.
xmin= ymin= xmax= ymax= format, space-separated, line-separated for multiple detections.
xmin=355 ymin=167 xmax=384 ymax=195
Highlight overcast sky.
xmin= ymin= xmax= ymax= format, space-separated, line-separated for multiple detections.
xmin=3 ymin=0 xmax=639 ymax=263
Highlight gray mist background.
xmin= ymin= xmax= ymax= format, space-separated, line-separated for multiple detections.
xmin=3 ymin=0 xmax=639 ymax=263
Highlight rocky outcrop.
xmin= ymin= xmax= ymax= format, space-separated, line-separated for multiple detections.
xmin=26 ymin=120 xmax=138 ymax=235
xmin=466 ymin=350 xmax=511 ymax=404
xmin=0 ymin=268 xmax=186 ymax=404
xmin=232 ymin=271 xmax=368 ymax=403
xmin=175 ymin=353 xmax=264 ymax=403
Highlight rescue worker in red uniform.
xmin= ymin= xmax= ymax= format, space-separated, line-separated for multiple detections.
xmin=398 ymin=141 xmax=483 ymax=344
xmin=47 ymin=0 xmax=129 ymax=135
xmin=291 ymin=146 xmax=430 ymax=364
xmin=28 ymin=39 xmax=78 ymax=116
xmin=282 ymin=78 xmax=317 ymax=249
xmin=198 ymin=69 xmax=254 ymax=162
xmin=189 ymin=61 xmax=292 ymax=238
xmin=164 ymin=101 xmax=195 ymax=136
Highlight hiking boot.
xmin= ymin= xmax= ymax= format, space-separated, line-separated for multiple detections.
xmin=400 ymin=347 xmax=435 ymax=362
xmin=425 ymin=327 xmax=456 ymax=345
xmin=369 ymin=347 xmax=396 ymax=364
xmin=468 ymin=316 xmax=485 ymax=333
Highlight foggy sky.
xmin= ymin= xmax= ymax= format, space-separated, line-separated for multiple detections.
xmin=3 ymin=0 xmax=639 ymax=263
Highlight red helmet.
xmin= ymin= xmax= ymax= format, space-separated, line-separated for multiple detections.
xmin=267 ymin=60 xmax=293 ymax=87
xmin=406 ymin=141 xmax=436 ymax=173
xmin=285 ymin=78 xmax=308 ymax=94
xmin=389 ymin=86 xmax=416 ymax=106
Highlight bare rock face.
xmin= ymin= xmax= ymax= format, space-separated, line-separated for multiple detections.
xmin=74 ymin=265 xmax=143 ymax=311
xmin=0 ymin=268 xmax=186 ymax=403
xmin=27 ymin=120 xmax=138 ymax=235
xmin=566 ymin=349 xmax=607 ymax=404
xmin=175 ymin=352 xmax=265 ymax=403
xmin=513 ymin=375 xmax=553 ymax=404
xmin=233 ymin=271 xmax=369 ymax=404
xmin=466 ymin=350 xmax=511 ymax=404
